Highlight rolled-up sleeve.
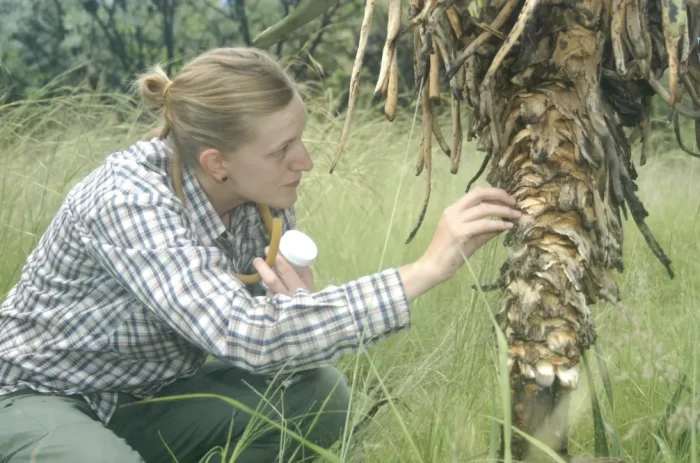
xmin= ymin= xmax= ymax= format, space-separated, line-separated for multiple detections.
xmin=85 ymin=194 xmax=411 ymax=374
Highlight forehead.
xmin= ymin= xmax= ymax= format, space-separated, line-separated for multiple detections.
xmin=259 ymin=94 xmax=306 ymax=129
xmin=248 ymin=94 xmax=306 ymax=148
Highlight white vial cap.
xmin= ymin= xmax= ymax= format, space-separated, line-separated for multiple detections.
xmin=279 ymin=230 xmax=317 ymax=268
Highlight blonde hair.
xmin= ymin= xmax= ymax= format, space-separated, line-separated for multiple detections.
xmin=135 ymin=47 xmax=297 ymax=202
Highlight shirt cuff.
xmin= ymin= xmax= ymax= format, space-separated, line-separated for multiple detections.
xmin=341 ymin=267 xmax=411 ymax=345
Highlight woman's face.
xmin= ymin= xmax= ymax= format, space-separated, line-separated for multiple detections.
xmin=212 ymin=92 xmax=313 ymax=210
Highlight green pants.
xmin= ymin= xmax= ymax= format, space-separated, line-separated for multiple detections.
xmin=0 ymin=362 xmax=351 ymax=462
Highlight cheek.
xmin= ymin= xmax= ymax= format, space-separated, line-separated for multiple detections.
xmin=235 ymin=158 xmax=286 ymax=190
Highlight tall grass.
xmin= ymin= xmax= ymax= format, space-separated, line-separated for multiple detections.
xmin=1 ymin=85 xmax=698 ymax=462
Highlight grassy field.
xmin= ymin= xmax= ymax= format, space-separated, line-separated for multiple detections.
xmin=1 ymin=86 xmax=699 ymax=462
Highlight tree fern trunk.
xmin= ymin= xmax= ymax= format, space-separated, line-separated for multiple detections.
xmin=469 ymin=2 xmax=671 ymax=459
xmin=491 ymin=85 xmax=622 ymax=460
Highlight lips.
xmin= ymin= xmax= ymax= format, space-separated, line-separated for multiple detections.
xmin=287 ymin=179 xmax=301 ymax=187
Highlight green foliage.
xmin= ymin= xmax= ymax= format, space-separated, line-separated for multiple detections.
xmin=0 ymin=0 xmax=416 ymax=108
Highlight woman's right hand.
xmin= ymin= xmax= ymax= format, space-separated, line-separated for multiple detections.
xmin=399 ymin=187 xmax=521 ymax=301
xmin=253 ymin=248 xmax=314 ymax=297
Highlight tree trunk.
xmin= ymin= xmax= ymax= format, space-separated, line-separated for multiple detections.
xmin=458 ymin=0 xmax=677 ymax=459
xmin=154 ymin=0 xmax=177 ymax=75
xmin=492 ymin=84 xmax=619 ymax=460
xmin=235 ymin=0 xmax=252 ymax=46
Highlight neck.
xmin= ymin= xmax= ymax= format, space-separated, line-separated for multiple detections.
xmin=193 ymin=168 xmax=247 ymax=217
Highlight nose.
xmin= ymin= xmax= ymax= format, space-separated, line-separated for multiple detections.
xmin=290 ymin=142 xmax=313 ymax=172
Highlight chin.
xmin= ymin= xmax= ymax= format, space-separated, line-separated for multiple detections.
xmin=265 ymin=192 xmax=298 ymax=209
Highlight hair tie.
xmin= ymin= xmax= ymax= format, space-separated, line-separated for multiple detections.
xmin=162 ymin=80 xmax=173 ymax=97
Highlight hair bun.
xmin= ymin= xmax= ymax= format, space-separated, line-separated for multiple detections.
xmin=135 ymin=64 xmax=171 ymax=108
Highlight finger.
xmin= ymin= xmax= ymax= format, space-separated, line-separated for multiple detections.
xmin=461 ymin=202 xmax=522 ymax=222
xmin=479 ymin=200 xmax=523 ymax=220
xmin=272 ymin=253 xmax=308 ymax=291
xmin=296 ymin=266 xmax=316 ymax=292
xmin=252 ymin=257 xmax=289 ymax=295
xmin=472 ymin=230 xmax=504 ymax=248
xmin=460 ymin=218 xmax=514 ymax=238
xmin=265 ymin=245 xmax=315 ymax=291
xmin=481 ymin=199 xmax=520 ymax=208
xmin=264 ymin=246 xmax=309 ymax=292
xmin=456 ymin=186 xmax=517 ymax=210
xmin=264 ymin=246 xmax=307 ymax=290
xmin=457 ymin=187 xmax=516 ymax=209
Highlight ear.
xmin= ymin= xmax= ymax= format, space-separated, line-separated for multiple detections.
xmin=199 ymin=148 xmax=228 ymax=181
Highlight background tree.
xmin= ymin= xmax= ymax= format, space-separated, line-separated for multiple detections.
xmin=0 ymin=0 xmax=418 ymax=110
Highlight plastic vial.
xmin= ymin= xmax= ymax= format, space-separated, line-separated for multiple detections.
xmin=278 ymin=230 xmax=318 ymax=270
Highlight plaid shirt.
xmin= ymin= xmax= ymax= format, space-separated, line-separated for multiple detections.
xmin=0 ymin=137 xmax=410 ymax=424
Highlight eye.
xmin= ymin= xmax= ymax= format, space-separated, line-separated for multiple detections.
xmin=274 ymin=143 xmax=291 ymax=157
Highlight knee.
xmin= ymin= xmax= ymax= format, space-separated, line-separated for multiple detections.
xmin=13 ymin=423 xmax=143 ymax=463
xmin=288 ymin=366 xmax=351 ymax=443
xmin=310 ymin=366 xmax=351 ymax=415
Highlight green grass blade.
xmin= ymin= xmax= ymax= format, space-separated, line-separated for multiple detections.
xmin=486 ymin=417 xmax=568 ymax=463
xmin=690 ymin=320 xmax=698 ymax=463
xmin=463 ymin=257 xmax=511 ymax=462
xmin=488 ymin=389 xmax=499 ymax=462
xmin=657 ymin=373 xmax=687 ymax=439
xmin=594 ymin=345 xmax=622 ymax=457
xmin=200 ymin=445 xmax=225 ymax=462
xmin=157 ymin=430 xmax=180 ymax=463
xmin=121 ymin=393 xmax=343 ymax=463
xmin=582 ymin=351 xmax=609 ymax=457
xmin=653 ymin=433 xmax=679 ymax=463
xmin=692 ymin=336 xmax=697 ymax=463
xmin=365 ymin=356 xmax=425 ymax=463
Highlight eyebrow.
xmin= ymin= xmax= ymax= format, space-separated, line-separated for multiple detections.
xmin=271 ymin=137 xmax=295 ymax=152
xmin=270 ymin=112 xmax=308 ymax=153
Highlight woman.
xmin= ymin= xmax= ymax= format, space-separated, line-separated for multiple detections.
xmin=0 ymin=47 xmax=521 ymax=462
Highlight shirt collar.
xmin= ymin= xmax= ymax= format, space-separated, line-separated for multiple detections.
xmin=157 ymin=138 xmax=228 ymax=246
xmin=180 ymin=161 xmax=229 ymax=246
